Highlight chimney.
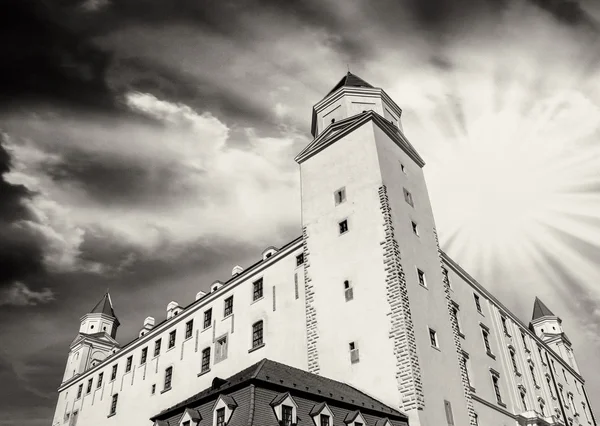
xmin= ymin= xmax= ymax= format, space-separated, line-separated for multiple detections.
xmin=211 ymin=281 xmax=223 ymax=293
xmin=139 ymin=316 xmax=155 ymax=337
xmin=196 ymin=291 xmax=206 ymax=301
xmin=167 ymin=301 xmax=182 ymax=319
xmin=232 ymin=265 xmax=244 ymax=276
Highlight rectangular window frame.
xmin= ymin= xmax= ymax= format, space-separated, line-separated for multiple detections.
xmin=417 ymin=268 xmax=427 ymax=287
xmin=224 ymin=296 xmax=234 ymax=317
xmin=334 ymin=187 xmax=346 ymax=205
xmin=168 ymin=330 xmax=176 ymax=349
xmin=164 ymin=366 xmax=173 ymax=391
xmin=110 ymin=365 xmax=118 ymax=381
xmin=252 ymin=278 xmax=264 ymax=301
xmin=201 ymin=347 xmax=211 ymax=373
xmin=185 ymin=320 xmax=193 ymax=339
xmin=403 ymin=187 xmax=414 ymax=207
xmin=203 ymin=309 xmax=212 ymax=329
xmin=215 ymin=334 xmax=229 ymax=364
xmin=125 ymin=356 xmax=132 ymax=373
xmin=154 ymin=339 xmax=162 ymax=357
xmin=141 ymin=347 xmax=148 ymax=365
xmin=338 ymin=219 xmax=349 ymax=235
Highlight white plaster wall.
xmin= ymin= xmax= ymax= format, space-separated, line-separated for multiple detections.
xmin=52 ymin=244 xmax=308 ymax=426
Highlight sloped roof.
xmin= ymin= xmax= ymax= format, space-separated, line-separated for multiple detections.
xmin=90 ymin=292 xmax=119 ymax=322
xmin=152 ymin=359 xmax=404 ymax=421
xmin=532 ymin=297 xmax=556 ymax=320
xmin=327 ymin=72 xmax=374 ymax=96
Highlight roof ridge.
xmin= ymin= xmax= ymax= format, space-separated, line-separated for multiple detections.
xmin=251 ymin=358 xmax=268 ymax=379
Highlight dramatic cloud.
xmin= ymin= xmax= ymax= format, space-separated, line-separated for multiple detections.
xmin=0 ymin=282 xmax=55 ymax=307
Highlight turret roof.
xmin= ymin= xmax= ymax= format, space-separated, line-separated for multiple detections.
xmin=531 ymin=297 xmax=556 ymax=320
xmin=90 ymin=292 xmax=119 ymax=322
xmin=327 ymin=72 xmax=374 ymax=96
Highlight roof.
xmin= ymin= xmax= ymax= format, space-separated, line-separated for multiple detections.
xmin=532 ymin=297 xmax=556 ymax=320
xmin=327 ymin=72 xmax=374 ymax=96
xmin=152 ymin=359 xmax=404 ymax=421
xmin=90 ymin=292 xmax=119 ymax=322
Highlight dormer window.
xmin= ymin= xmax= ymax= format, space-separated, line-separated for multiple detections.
xmin=178 ymin=408 xmax=202 ymax=426
xmin=270 ymin=392 xmax=298 ymax=426
xmin=343 ymin=410 xmax=367 ymax=426
xmin=321 ymin=415 xmax=330 ymax=426
xmin=212 ymin=395 xmax=237 ymax=426
xmin=310 ymin=402 xmax=334 ymax=426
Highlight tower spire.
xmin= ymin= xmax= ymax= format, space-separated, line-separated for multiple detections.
xmin=531 ymin=297 xmax=555 ymax=320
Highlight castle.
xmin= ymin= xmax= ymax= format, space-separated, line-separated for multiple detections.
xmin=52 ymin=73 xmax=597 ymax=426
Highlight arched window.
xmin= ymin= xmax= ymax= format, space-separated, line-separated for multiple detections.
xmin=252 ymin=321 xmax=264 ymax=349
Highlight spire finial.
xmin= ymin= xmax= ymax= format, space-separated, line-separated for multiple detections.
xmin=347 ymin=63 xmax=350 ymax=73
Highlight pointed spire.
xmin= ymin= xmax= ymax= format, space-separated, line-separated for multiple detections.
xmin=531 ymin=297 xmax=556 ymax=320
xmin=90 ymin=292 xmax=119 ymax=321
xmin=326 ymin=71 xmax=374 ymax=96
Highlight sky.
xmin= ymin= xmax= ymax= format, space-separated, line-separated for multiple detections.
xmin=1 ymin=0 xmax=600 ymax=424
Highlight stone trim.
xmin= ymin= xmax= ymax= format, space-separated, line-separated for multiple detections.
xmin=434 ymin=227 xmax=477 ymax=426
xmin=303 ymin=226 xmax=319 ymax=374
xmin=378 ymin=185 xmax=424 ymax=411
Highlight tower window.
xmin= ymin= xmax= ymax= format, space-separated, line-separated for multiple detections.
xmin=521 ymin=332 xmax=529 ymax=351
xmin=344 ymin=280 xmax=353 ymax=301
xmin=349 ymin=341 xmax=360 ymax=363
xmin=510 ymin=348 xmax=519 ymax=374
xmin=185 ymin=320 xmax=193 ymax=339
xmin=168 ymin=330 xmax=176 ymax=349
xmin=97 ymin=373 xmax=103 ymax=388
xmin=154 ymin=339 xmax=162 ymax=357
xmin=417 ymin=269 xmax=427 ymax=287
xmin=530 ymin=364 xmax=539 ymax=387
xmin=201 ymin=347 xmax=211 ymax=373
xmin=400 ymin=163 xmax=406 ymax=174
xmin=442 ymin=267 xmax=451 ymax=288
xmin=86 ymin=379 xmax=92 ymax=394
xmin=164 ymin=366 xmax=173 ymax=390
xmin=429 ymin=328 xmax=439 ymax=348
xmin=151 ymin=384 xmax=156 ymax=395
xmin=451 ymin=305 xmax=461 ymax=334
xmin=474 ymin=294 xmax=482 ymax=313
xmin=224 ymin=296 xmax=234 ymax=317
xmin=334 ymin=187 xmax=346 ymax=205
xmin=141 ymin=347 xmax=147 ymax=365
xmin=403 ymin=188 xmax=414 ymax=207
xmin=77 ymin=384 xmax=83 ymax=399
xmin=253 ymin=278 xmax=263 ymax=301
xmin=339 ymin=219 xmax=349 ymax=234
xmin=491 ymin=373 xmax=503 ymax=405
xmin=411 ymin=221 xmax=419 ymax=236
xmin=252 ymin=321 xmax=264 ymax=349
xmin=501 ymin=316 xmax=510 ymax=336
xmin=125 ymin=356 xmax=132 ymax=372
xmin=482 ymin=328 xmax=493 ymax=356
xmin=462 ymin=353 xmax=471 ymax=387
xmin=203 ymin=308 xmax=212 ymax=329
xmin=109 ymin=393 xmax=118 ymax=416
xmin=111 ymin=364 xmax=117 ymax=381
xmin=520 ymin=389 xmax=528 ymax=410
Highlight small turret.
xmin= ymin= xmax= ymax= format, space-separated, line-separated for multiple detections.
xmin=62 ymin=292 xmax=120 ymax=383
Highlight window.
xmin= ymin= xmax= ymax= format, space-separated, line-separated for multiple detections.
xmin=547 ymin=376 xmax=555 ymax=398
xmin=77 ymin=384 xmax=83 ymax=399
xmin=538 ymin=347 xmax=545 ymax=364
xmin=474 ymin=413 xmax=479 ymax=426
xmin=282 ymin=405 xmax=293 ymax=426
xmin=97 ymin=373 xmax=103 ymax=388
xmin=491 ymin=373 xmax=503 ymax=404
xmin=109 ymin=394 xmax=118 ymax=416
xmin=429 ymin=328 xmax=439 ymax=348
xmin=320 ymin=414 xmax=330 ymax=426
xmin=349 ymin=341 xmax=360 ymax=363
xmin=501 ymin=316 xmax=510 ymax=335
xmin=215 ymin=335 xmax=228 ymax=363
xmin=294 ymin=273 xmax=299 ymax=300
xmin=563 ymin=369 xmax=568 ymax=383
xmin=204 ymin=309 xmax=212 ymax=329
xmin=111 ymin=365 xmax=117 ymax=381
xmin=539 ymin=400 xmax=546 ymax=416
xmin=411 ymin=221 xmax=419 ymax=236
xmin=334 ymin=187 xmax=346 ymax=205
xmin=224 ymin=296 xmax=233 ymax=317
xmin=86 ymin=379 xmax=92 ymax=394
xmin=442 ymin=267 xmax=450 ymax=287
xmin=216 ymin=408 xmax=226 ymax=426
xmin=510 ymin=349 xmax=519 ymax=374
xmin=403 ymin=187 xmax=414 ymax=207
xmin=521 ymin=332 xmax=529 ymax=351
xmin=125 ymin=356 xmax=132 ymax=372
xmin=201 ymin=347 xmax=211 ymax=373
xmin=583 ymin=403 xmax=590 ymax=422
xmin=559 ymin=385 xmax=566 ymax=404
xmin=252 ymin=321 xmax=264 ymax=348
xmin=482 ymin=328 xmax=493 ymax=356
xmin=400 ymin=163 xmax=406 ymax=174
xmin=168 ymin=330 xmax=176 ymax=349
xmin=451 ymin=305 xmax=461 ymax=334
xmin=338 ymin=219 xmax=348 ymax=234
xmin=462 ymin=354 xmax=472 ymax=387
xmin=530 ymin=364 xmax=538 ymax=387
xmin=154 ymin=339 xmax=162 ymax=356
xmin=520 ymin=389 xmax=528 ymax=411
xmin=164 ymin=366 xmax=173 ymax=390
xmin=296 ymin=253 xmax=304 ymax=266
xmin=417 ymin=269 xmax=427 ymax=287
xmin=253 ymin=278 xmax=263 ymax=301
xmin=185 ymin=320 xmax=193 ymax=339
xmin=183 ymin=422 xmax=190 ymax=426
xmin=151 ymin=384 xmax=156 ymax=395
xmin=444 ymin=400 xmax=455 ymax=425
xmin=474 ymin=294 xmax=482 ymax=313
xmin=569 ymin=394 xmax=576 ymax=413
xmin=141 ymin=347 xmax=148 ymax=365
xmin=344 ymin=280 xmax=353 ymax=301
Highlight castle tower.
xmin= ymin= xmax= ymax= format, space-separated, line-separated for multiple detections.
xmin=298 ymin=73 xmax=472 ymax=426
xmin=62 ymin=292 xmax=120 ymax=382
xmin=529 ymin=297 xmax=580 ymax=373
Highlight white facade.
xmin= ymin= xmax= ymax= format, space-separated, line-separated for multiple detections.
xmin=52 ymin=73 xmax=596 ymax=426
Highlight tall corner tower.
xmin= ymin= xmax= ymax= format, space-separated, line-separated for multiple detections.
xmin=62 ymin=292 xmax=120 ymax=383
xmin=297 ymin=72 xmax=473 ymax=426
xmin=529 ymin=297 xmax=580 ymax=373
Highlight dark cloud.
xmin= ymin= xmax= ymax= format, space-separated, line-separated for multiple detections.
xmin=530 ymin=0 xmax=598 ymax=28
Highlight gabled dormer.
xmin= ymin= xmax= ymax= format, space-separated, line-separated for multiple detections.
xmin=344 ymin=410 xmax=367 ymax=426
xmin=310 ymin=402 xmax=335 ymax=426
xmin=179 ymin=408 xmax=202 ymax=426
xmin=310 ymin=72 xmax=403 ymax=138
xmin=270 ymin=392 xmax=298 ymax=426
xmin=212 ymin=394 xmax=237 ymax=426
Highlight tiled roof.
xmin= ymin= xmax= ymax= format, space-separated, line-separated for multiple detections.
xmin=152 ymin=359 xmax=404 ymax=421
xmin=90 ymin=292 xmax=119 ymax=322
xmin=327 ymin=72 xmax=374 ymax=96
xmin=532 ymin=297 xmax=556 ymax=320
